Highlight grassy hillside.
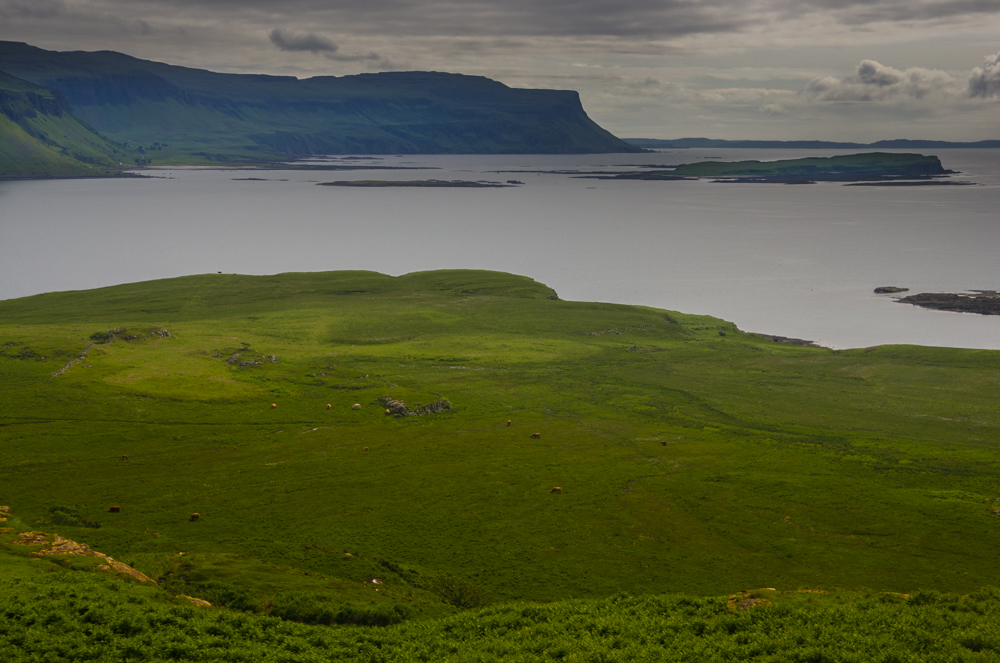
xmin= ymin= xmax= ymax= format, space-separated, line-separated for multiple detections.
xmin=4 ymin=268 xmax=1000 ymax=656
xmin=0 ymin=69 xmax=130 ymax=177
xmin=2 ymin=544 xmax=999 ymax=662
xmin=2 ymin=268 xmax=1000 ymax=610
xmin=0 ymin=41 xmax=640 ymax=159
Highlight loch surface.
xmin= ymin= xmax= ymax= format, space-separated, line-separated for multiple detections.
xmin=1 ymin=148 xmax=998 ymax=349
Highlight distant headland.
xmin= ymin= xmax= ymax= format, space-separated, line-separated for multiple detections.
xmin=0 ymin=40 xmax=638 ymax=178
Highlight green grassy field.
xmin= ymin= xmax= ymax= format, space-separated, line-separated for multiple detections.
xmin=2 ymin=269 xmax=999 ymax=658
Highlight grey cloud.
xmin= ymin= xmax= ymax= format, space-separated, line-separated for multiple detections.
xmin=269 ymin=28 xmax=337 ymax=53
xmin=268 ymin=27 xmax=389 ymax=66
xmin=968 ymin=52 xmax=1000 ymax=98
xmin=0 ymin=0 xmax=64 ymax=19
xmin=115 ymin=0 xmax=759 ymax=40
xmin=805 ymin=60 xmax=957 ymax=102
xmin=123 ymin=0 xmax=999 ymax=40
xmin=779 ymin=0 xmax=1000 ymax=25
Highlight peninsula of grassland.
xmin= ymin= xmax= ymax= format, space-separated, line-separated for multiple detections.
xmin=0 ymin=40 xmax=639 ymax=173
xmin=3 ymin=269 xmax=1000 ymax=658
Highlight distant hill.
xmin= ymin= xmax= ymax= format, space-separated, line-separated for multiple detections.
xmin=0 ymin=69 xmax=129 ymax=178
xmin=0 ymin=41 xmax=640 ymax=160
xmin=626 ymin=137 xmax=1000 ymax=149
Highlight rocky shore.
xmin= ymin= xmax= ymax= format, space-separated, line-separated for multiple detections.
xmin=896 ymin=291 xmax=1000 ymax=316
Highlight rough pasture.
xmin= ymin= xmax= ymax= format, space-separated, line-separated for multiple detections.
xmin=0 ymin=269 xmax=999 ymax=619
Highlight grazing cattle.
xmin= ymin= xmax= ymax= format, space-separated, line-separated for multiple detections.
xmin=363 ymin=446 xmax=369 ymax=451
xmin=385 ymin=409 xmax=391 ymax=415
xmin=121 ymin=455 xmax=129 ymax=461
xmin=270 ymin=403 xmax=277 ymax=409
xmin=530 ymin=432 xmax=541 ymax=439
xmin=108 ymin=506 xmax=121 ymax=513
xmin=551 ymin=487 xmax=562 ymax=494
xmin=660 ymin=441 xmax=667 ymax=446
xmin=507 ymin=420 xmax=512 ymax=427
xmin=352 ymin=404 xmax=361 ymax=410
xmin=326 ymin=404 xmax=332 ymax=410
xmin=189 ymin=513 xmax=201 ymax=521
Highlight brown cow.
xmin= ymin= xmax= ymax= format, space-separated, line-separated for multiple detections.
xmin=108 ymin=506 xmax=121 ymax=513
xmin=530 ymin=433 xmax=541 ymax=439
xmin=363 ymin=446 xmax=369 ymax=451
xmin=506 ymin=420 xmax=512 ymax=427
xmin=660 ymin=441 xmax=667 ymax=446
xmin=270 ymin=403 xmax=277 ymax=409
xmin=121 ymin=455 xmax=129 ymax=461
xmin=550 ymin=487 xmax=562 ymax=494
xmin=326 ymin=404 xmax=332 ymax=410
xmin=189 ymin=513 xmax=201 ymax=521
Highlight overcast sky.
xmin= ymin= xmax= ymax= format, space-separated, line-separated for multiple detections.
xmin=1 ymin=0 xmax=998 ymax=140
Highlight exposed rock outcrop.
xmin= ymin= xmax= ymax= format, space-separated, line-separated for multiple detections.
xmin=896 ymin=290 xmax=1000 ymax=316
xmin=379 ymin=396 xmax=451 ymax=417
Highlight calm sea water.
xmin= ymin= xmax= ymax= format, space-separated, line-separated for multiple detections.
xmin=1 ymin=149 xmax=998 ymax=350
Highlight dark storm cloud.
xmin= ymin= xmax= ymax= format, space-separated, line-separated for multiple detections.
xmin=98 ymin=0 xmax=758 ymax=39
xmin=109 ymin=0 xmax=999 ymax=38
xmin=7 ymin=0 xmax=997 ymax=48
xmin=968 ymin=52 xmax=1000 ymax=98
xmin=269 ymin=28 xmax=337 ymax=53
xmin=0 ymin=0 xmax=65 ymax=19
xmin=788 ymin=0 xmax=1000 ymax=25
xmin=269 ymin=27 xmax=389 ymax=65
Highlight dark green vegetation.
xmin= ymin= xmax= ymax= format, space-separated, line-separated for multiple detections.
xmin=3 ymin=269 xmax=1000 ymax=658
xmin=0 ymin=69 xmax=129 ymax=178
xmin=0 ymin=41 xmax=639 ymax=163
xmin=316 ymin=180 xmax=510 ymax=187
xmin=4 ymin=554 xmax=1000 ymax=663
xmin=626 ymin=137 xmax=1000 ymax=149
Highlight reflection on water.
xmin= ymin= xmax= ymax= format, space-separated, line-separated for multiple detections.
xmin=1 ymin=149 xmax=998 ymax=350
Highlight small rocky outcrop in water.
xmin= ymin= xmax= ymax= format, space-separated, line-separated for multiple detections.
xmin=874 ymin=287 xmax=910 ymax=294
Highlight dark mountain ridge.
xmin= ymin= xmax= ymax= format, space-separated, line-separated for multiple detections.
xmin=0 ymin=41 xmax=639 ymax=158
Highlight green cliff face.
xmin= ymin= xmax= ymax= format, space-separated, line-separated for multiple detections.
xmin=0 ymin=41 xmax=639 ymax=159
xmin=0 ymin=69 xmax=129 ymax=178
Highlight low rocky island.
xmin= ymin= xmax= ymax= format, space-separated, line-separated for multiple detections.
xmin=591 ymin=153 xmax=962 ymax=185
xmin=896 ymin=291 xmax=1000 ymax=316
xmin=317 ymin=179 xmax=512 ymax=188
xmin=874 ymin=286 xmax=910 ymax=294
